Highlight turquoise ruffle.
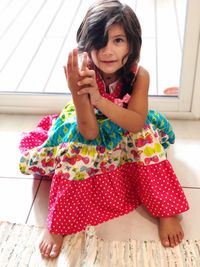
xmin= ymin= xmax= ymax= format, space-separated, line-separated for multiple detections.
xmin=42 ymin=102 xmax=175 ymax=150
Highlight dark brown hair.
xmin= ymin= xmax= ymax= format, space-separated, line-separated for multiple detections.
xmin=76 ymin=0 xmax=142 ymax=97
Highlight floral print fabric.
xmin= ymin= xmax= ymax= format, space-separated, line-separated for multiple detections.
xmin=19 ymin=104 xmax=174 ymax=181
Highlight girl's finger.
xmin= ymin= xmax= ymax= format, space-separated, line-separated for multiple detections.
xmin=77 ymin=87 xmax=91 ymax=95
xmin=72 ymin=48 xmax=78 ymax=69
xmin=63 ymin=66 xmax=67 ymax=78
xmin=79 ymin=69 xmax=95 ymax=78
xmin=80 ymin=52 xmax=88 ymax=71
xmin=66 ymin=52 xmax=73 ymax=74
xmin=77 ymin=77 xmax=95 ymax=87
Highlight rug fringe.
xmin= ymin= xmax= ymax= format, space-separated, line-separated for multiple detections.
xmin=0 ymin=222 xmax=200 ymax=267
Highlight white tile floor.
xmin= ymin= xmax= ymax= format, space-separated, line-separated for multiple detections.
xmin=0 ymin=114 xmax=200 ymax=242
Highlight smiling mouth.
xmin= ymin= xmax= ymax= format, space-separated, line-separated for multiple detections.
xmin=100 ymin=60 xmax=117 ymax=64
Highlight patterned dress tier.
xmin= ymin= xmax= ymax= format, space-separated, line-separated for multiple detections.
xmin=19 ymin=71 xmax=189 ymax=235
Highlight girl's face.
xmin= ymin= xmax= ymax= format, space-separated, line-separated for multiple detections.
xmin=91 ymin=24 xmax=129 ymax=80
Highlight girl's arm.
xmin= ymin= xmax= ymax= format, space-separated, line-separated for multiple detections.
xmin=64 ymin=49 xmax=99 ymax=140
xmin=78 ymin=66 xmax=149 ymax=133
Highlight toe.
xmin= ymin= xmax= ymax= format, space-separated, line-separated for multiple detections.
xmin=174 ymin=235 xmax=180 ymax=246
xmin=39 ymin=242 xmax=46 ymax=256
xmin=50 ymin=244 xmax=61 ymax=258
xmin=180 ymin=229 xmax=184 ymax=239
xmin=40 ymin=243 xmax=48 ymax=257
xmin=39 ymin=241 xmax=44 ymax=253
xmin=44 ymin=244 xmax=53 ymax=258
xmin=178 ymin=231 xmax=184 ymax=243
xmin=161 ymin=236 xmax=170 ymax=247
xmin=169 ymin=235 xmax=175 ymax=247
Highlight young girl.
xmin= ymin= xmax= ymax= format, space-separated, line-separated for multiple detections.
xmin=19 ymin=0 xmax=189 ymax=259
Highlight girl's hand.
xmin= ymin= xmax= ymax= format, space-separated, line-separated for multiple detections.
xmin=64 ymin=48 xmax=88 ymax=95
xmin=77 ymin=68 xmax=102 ymax=106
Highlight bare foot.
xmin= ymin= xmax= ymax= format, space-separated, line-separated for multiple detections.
xmin=39 ymin=230 xmax=64 ymax=258
xmin=159 ymin=217 xmax=184 ymax=248
xmin=163 ymin=87 xmax=178 ymax=95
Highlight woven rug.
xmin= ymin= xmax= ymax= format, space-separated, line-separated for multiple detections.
xmin=0 ymin=221 xmax=200 ymax=267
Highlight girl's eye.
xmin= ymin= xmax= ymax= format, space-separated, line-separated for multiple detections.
xmin=114 ymin=38 xmax=124 ymax=44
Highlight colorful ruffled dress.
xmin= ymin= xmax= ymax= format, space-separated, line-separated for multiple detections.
xmin=19 ymin=70 xmax=189 ymax=235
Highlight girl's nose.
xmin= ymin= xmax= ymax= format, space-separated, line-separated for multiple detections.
xmin=101 ymin=42 xmax=113 ymax=55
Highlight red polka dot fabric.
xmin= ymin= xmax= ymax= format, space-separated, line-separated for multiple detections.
xmin=19 ymin=115 xmax=58 ymax=153
xmin=47 ymin=161 xmax=189 ymax=235
xmin=19 ymin=113 xmax=189 ymax=235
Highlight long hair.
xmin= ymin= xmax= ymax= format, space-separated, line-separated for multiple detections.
xmin=76 ymin=0 xmax=142 ymax=97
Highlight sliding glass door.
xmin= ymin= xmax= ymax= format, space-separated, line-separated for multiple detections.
xmin=0 ymin=0 xmax=199 ymax=117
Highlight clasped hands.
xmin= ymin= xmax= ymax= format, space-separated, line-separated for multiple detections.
xmin=64 ymin=48 xmax=101 ymax=106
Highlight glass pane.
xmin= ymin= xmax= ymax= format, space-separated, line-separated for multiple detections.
xmin=137 ymin=0 xmax=187 ymax=97
xmin=0 ymin=0 xmax=187 ymax=97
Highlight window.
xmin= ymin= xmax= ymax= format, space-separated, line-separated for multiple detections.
xmin=0 ymin=0 xmax=199 ymax=118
